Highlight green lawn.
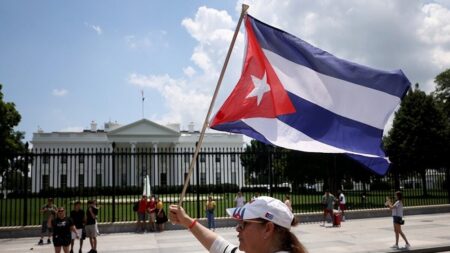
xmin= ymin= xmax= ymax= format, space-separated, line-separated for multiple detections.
xmin=1 ymin=189 xmax=448 ymax=226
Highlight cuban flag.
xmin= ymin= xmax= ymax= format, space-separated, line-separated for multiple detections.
xmin=210 ymin=15 xmax=411 ymax=175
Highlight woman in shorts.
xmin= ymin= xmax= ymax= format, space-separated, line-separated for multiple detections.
xmin=49 ymin=207 xmax=79 ymax=253
xmin=386 ymin=191 xmax=410 ymax=249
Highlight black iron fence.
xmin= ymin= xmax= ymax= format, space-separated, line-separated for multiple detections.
xmin=1 ymin=147 xmax=449 ymax=227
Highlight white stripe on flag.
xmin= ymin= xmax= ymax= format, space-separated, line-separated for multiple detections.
xmin=243 ymin=117 xmax=385 ymax=159
xmin=264 ymin=49 xmax=401 ymax=130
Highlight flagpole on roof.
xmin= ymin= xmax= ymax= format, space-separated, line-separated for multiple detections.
xmin=141 ymin=90 xmax=145 ymax=119
xmin=178 ymin=3 xmax=250 ymax=206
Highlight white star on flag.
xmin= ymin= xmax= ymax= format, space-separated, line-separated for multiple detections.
xmin=246 ymin=72 xmax=271 ymax=106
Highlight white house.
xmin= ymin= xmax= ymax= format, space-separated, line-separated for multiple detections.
xmin=30 ymin=119 xmax=245 ymax=193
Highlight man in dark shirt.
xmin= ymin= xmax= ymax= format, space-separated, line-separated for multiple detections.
xmin=85 ymin=200 xmax=98 ymax=253
xmin=70 ymin=201 xmax=85 ymax=253
xmin=49 ymin=207 xmax=78 ymax=253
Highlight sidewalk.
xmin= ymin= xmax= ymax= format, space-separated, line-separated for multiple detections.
xmin=0 ymin=213 xmax=449 ymax=253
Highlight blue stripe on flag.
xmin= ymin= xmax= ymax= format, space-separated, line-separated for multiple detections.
xmin=278 ymin=92 xmax=385 ymax=156
xmin=345 ymin=153 xmax=390 ymax=175
xmin=248 ymin=15 xmax=410 ymax=98
xmin=212 ymin=120 xmax=272 ymax=144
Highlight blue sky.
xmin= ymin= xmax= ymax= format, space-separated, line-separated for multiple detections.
xmin=2 ymin=0 xmax=450 ymax=142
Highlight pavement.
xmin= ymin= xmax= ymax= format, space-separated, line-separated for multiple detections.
xmin=0 ymin=212 xmax=449 ymax=253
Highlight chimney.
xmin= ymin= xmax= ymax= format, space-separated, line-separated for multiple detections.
xmin=90 ymin=121 xmax=97 ymax=132
xmin=166 ymin=123 xmax=180 ymax=132
xmin=188 ymin=122 xmax=195 ymax=132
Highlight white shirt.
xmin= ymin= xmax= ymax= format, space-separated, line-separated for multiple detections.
xmin=235 ymin=196 xmax=245 ymax=208
xmin=210 ymin=236 xmax=289 ymax=253
xmin=392 ymin=200 xmax=403 ymax=217
xmin=339 ymin=193 xmax=346 ymax=204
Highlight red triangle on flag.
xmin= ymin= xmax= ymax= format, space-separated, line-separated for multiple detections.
xmin=211 ymin=17 xmax=296 ymax=127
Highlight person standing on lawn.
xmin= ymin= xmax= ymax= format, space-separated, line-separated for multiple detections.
xmin=321 ymin=189 xmax=335 ymax=226
xmin=337 ymin=190 xmax=346 ymax=221
xmin=85 ymin=200 xmax=98 ymax=253
xmin=136 ymin=195 xmax=148 ymax=233
xmin=70 ymin=201 xmax=85 ymax=253
xmin=147 ymin=195 xmax=157 ymax=232
xmin=39 ymin=198 xmax=57 ymax=245
xmin=49 ymin=207 xmax=79 ymax=253
xmin=205 ymin=196 xmax=216 ymax=231
xmin=386 ymin=191 xmax=411 ymax=250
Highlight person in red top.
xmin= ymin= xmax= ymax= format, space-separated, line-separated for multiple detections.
xmin=136 ymin=195 xmax=148 ymax=233
xmin=147 ymin=195 xmax=157 ymax=232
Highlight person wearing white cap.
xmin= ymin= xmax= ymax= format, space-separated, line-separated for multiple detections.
xmin=169 ymin=196 xmax=308 ymax=253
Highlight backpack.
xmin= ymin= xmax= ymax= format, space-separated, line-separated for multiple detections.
xmin=133 ymin=201 xmax=139 ymax=212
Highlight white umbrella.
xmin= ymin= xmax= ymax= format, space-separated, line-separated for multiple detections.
xmin=143 ymin=175 xmax=151 ymax=197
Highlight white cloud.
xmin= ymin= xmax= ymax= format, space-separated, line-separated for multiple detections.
xmin=181 ymin=6 xmax=234 ymax=42
xmin=84 ymin=22 xmax=102 ymax=35
xmin=183 ymin=66 xmax=196 ymax=77
xmin=238 ymin=0 xmax=450 ymax=92
xmin=127 ymin=6 xmax=246 ymax=129
xmin=92 ymin=25 xmax=102 ymax=35
xmin=52 ymin=89 xmax=68 ymax=97
xmin=129 ymin=1 xmax=450 ymax=132
xmin=124 ymin=30 xmax=169 ymax=50
xmin=418 ymin=3 xmax=450 ymax=44
xmin=128 ymin=73 xmax=211 ymax=126
xmin=125 ymin=35 xmax=151 ymax=49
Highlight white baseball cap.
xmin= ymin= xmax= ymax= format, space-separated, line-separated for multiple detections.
xmin=226 ymin=196 xmax=294 ymax=229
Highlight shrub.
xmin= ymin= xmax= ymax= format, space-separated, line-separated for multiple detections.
xmin=371 ymin=181 xmax=391 ymax=191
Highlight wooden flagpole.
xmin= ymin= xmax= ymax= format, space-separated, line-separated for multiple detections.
xmin=178 ymin=4 xmax=249 ymax=206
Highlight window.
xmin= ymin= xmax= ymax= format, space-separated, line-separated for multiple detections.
xmin=184 ymin=153 xmax=190 ymax=163
xmin=121 ymin=173 xmax=127 ymax=186
xmin=200 ymin=172 xmax=206 ymax=185
xmin=184 ymin=172 xmax=189 ymax=182
xmin=200 ymin=154 xmax=206 ymax=163
xmin=96 ymin=154 xmax=102 ymax=164
xmin=231 ymin=154 xmax=236 ymax=163
xmin=215 ymin=172 xmax=221 ymax=185
xmin=215 ymin=155 xmax=221 ymax=163
xmin=42 ymin=175 xmax=50 ymax=190
xmin=60 ymin=175 xmax=67 ymax=189
xmin=61 ymin=153 xmax=68 ymax=164
xmin=160 ymin=172 xmax=167 ymax=186
xmin=231 ymin=171 xmax=237 ymax=184
xmin=78 ymin=174 xmax=84 ymax=188
xmin=78 ymin=154 xmax=85 ymax=164
xmin=96 ymin=174 xmax=102 ymax=187
xmin=43 ymin=153 xmax=50 ymax=164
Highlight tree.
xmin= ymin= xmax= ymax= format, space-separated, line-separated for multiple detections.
xmin=432 ymin=69 xmax=450 ymax=168
xmin=433 ymin=68 xmax=450 ymax=119
xmin=0 ymin=84 xmax=26 ymax=188
xmin=432 ymin=69 xmax=450 ymax=195
xmin=384 ymin=84 xmax=448 ymax=195
xmin=240 ymin=140 xmax=281 ymax=185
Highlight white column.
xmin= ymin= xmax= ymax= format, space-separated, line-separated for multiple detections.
xmin=130 ymin=142 xmax=136 ymax=186
xmin=153 ymin=143 xmax=158 ymax=186
xmin=31 ymin=154 xmax=38 ymax=193
xmin=108 ymin=142 xmax=113 ymax=186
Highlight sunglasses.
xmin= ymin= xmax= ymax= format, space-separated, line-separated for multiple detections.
xmin=236 ymin=220 xmax=265 ymax=230
xmin=58 ymin=209 xmax=65 ymax=213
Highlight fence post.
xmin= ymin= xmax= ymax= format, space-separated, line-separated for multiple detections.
xmin=195 ymin=143 xmax=200 ymax=219
xmin=268 ymin=150 xmax=273 ymax=197
xmin=447 ymin=167 xmax=450 ymax=204
xmin=111 ymin=142 xmax=116 ymax=223
xmin=23 ymin=142 xmax=29 ymax=226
